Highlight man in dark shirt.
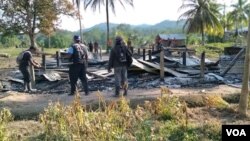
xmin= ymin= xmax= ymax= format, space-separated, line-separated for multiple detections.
xmin=108 ymin=36 xmax=129 ymax=97
xmin=67 ymin=35 xmax=89 ymax=96
xmin=88 ymin=41 xmax=93 ymax=53
xmin=18 ymin=46 xmax=41 ymax=92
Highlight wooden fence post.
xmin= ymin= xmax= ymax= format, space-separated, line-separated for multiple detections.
xmin=200 ymin=52 xmax=205 ymax=78
xmin=148 ymin=50 xmax=152 ymax=62
xmin=42 ymin=54 xmax=46 ymax=71
xmin=143 ymin=49 xmax=146 ymax=60
xmin=182 ymin=52 xmax=186 ymax=66
xmin=56 ymin=51 xmax=60 ymax=67
xmin=160 ymin=49 xmax=164 ymax=81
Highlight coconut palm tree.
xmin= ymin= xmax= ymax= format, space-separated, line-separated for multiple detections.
xmin=238 ymin=15 xmax=250 ymax=117
xmin=72 ymin=0 xmax=83 ymax=42
xmin=178 ymin=0 xmax=223 ymax=45
xmin=228 ymin=0 xmax=250 ymax=44
xmin=83 ymin=0 xmax=133 ymax=52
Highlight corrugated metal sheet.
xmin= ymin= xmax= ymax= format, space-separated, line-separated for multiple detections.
xmin=159 ymin=34 xmax=186 ymax=40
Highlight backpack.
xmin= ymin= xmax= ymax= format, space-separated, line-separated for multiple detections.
xmin=119 ymin=47 xmax=127 ymax=63
xmin=126 ymin=49 xmax=133 ymax=67
xmin=16 ymin=51 xmax=29 ymax=65
xmin=71 ymin=43 xmax=87 ymax=63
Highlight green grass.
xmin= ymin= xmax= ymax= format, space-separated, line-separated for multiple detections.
xmin=0 ymin=47 xmax=61 ymax=58
xmin=189 ymin=42 xmax=234 ymax=59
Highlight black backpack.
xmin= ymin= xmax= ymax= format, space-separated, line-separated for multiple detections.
xmin=119 ymin=47 xmax=127 ymax=63
xmin=126 ymin=49 xmax=133 ymax=67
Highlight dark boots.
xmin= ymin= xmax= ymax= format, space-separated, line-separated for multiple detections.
xmin=114 ymin=86 xmax=120 ymax=97
xmin=123 ymin=82 xmax=128 ymax=96
xmin=124 ymin=88 xmax=127 ymax=96
xmin=114 ymin=83 xmax=128 ymax=97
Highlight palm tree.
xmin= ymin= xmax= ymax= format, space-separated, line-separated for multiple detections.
xmin=83 ymin=0 xmax=133 ymax=52
xmin=178 ymin=0 xmax=222 ymax=45
xmin=72 ymin=0 xmax=83 ymax=42
xmin=228 ymin=0 xmax=250 ymax=44
xmin=238 ymin=15 xmax=250 ymax=117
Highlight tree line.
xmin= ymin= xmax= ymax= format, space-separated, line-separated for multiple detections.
xmin=0 ymin=0 xmax=249 ymax=48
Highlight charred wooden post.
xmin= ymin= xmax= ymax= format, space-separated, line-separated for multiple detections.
xmin=148 ymin=50 xmax=152 ymax=62
xmin=160 ymin=49 xmax=165 ymax=81
xmin=200 ymin=52 xmax=205 ymax=78
xmin=56 ymin=51 xmax=60 ymax=67
xmin=143 ymin=49 xmax=146 ymax=60
xmin=29 ymin=64 xmax=35 ymax=87
xmin=182 ymin=51 xmax=186 ymax=66
xmin=42 ymin=54 xmax=46 ymax=71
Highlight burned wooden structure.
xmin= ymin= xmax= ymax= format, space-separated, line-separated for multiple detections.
xmin=1 ymin=42 xmax=227 ymax=94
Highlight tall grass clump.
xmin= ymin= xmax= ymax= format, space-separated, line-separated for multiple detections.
xmin=0 ymin=108 xmax=13 ymax=141
xmin=38 ymin=88 xmax=221 ymax=141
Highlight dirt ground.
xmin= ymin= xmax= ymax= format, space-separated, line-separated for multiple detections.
xmin=0 ymin=83 xmax=243 ymax=119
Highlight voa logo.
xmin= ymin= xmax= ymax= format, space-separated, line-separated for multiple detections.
xmin=226 ymin=129 xmax=246 ymax=136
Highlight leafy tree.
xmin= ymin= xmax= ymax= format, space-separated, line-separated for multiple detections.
xmin=178 ymin=0 xmax=223 ymax=45
xmin=0 ymin=0 xmax=75 ymax=47
xmin=83 ymin=0 xmax=133 ymax=51
xmin=0 ymin=35 xmax=21 ymax=48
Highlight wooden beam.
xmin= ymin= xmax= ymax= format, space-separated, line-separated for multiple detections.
xmin=143 ymin=49 xmax=146 ymax=60
xmin=148 ymin=50 xmax=152 ymax=62
xmin=132 ymin=58 xmax=157 ymax=74
xmin=182 ymin=52 xmax=186 ymax=66
xmin=29 ymin=64 xmax=35 ymax=87
xmin=56 ymin=51 xmax=60 ymax=67
xmin=160 ymin=50 xmax=165 ymax=80
xmin=137 ymin=59 xmax=187 ymax=77
xmin=221 ymin=48 xmax=245 ymax=76
xmin=200 ymin=52 xmax=205 ymax=78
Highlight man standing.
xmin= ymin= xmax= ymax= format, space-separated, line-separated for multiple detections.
xmin=67 ymin=35 xmax=89 ymax=96
xmin=94 ymin=41 xmax=99 ymax=54
xmin=18 ymin=46 xmax=41 ymax=92
xmin=88 ymin=41 xmax=93 ymax=53
xmin=108 ymin=36 xmax=129 ymax=97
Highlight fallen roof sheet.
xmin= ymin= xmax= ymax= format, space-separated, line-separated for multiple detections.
xmin=131 ymin=58 xmax=158 ymax=74
xmin=137 ymin=59 xmax=187 ymax=77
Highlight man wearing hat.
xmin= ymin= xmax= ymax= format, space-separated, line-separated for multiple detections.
xmin=67 ymin=35 xmax=89 ymax=96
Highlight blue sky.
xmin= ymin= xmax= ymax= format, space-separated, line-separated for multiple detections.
xmin=59 ymin=0 xmax=237 ymax=31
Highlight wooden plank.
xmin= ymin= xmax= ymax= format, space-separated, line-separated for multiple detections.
xmin=137 ymin=59 xmax=187 ymax=77
xmin=176 ymin=69 xmax=200 ymax=75
xmin=8 ymin=78 xmax=24 ymax=84
xmin=86 ymin=69 xmax=114 ymax=79
xmin=132 ymin=58 xmax=157 ymax=74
